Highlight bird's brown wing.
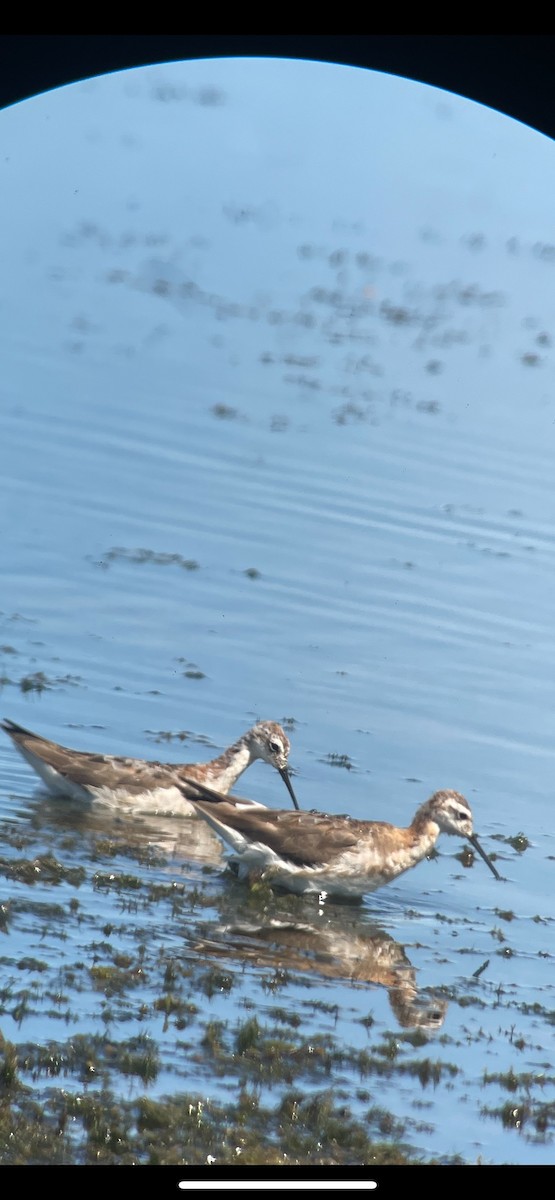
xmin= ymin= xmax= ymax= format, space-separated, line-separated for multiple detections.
xmin=48 ymin=752 xmax=180 ymax=793
xmin=2 ymin=718 xmax=178 ymax=794
xmin=183 ymin=778 xmax=360 ymax=867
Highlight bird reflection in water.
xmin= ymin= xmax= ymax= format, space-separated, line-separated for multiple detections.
xmin=193 ymin=911 xmax=448 ymax=1032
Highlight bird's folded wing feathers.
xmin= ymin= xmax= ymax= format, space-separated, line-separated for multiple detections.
xmin=184 ymin=778 xmax=360 ymax=866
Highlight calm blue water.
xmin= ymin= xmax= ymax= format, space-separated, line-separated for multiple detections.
xmin=0 ymin=57 xmax=554 ymax=1166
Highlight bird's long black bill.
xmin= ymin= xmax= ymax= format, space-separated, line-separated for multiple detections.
xmin=468 ymin=833 xmax=501 ymax=880
xmin=279 ymin=767 xmax=300 ymax=810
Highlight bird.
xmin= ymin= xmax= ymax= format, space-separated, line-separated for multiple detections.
xmin=1 ymin=717 xmax=299 ymax=815
xmin=179 ymin=780 xmax=501 ymax=899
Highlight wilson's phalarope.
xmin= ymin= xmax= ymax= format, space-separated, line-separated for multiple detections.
xmin=181 ymin=781 xmax=501 ymax=899
xmin=1 ymin=717 xmax=299 ymax=815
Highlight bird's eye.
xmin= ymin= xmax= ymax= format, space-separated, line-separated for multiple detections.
xmin=456 ymin=810 xmax=467 ymax=821
xmin=269 ymin=741 xmax=281 ymax=754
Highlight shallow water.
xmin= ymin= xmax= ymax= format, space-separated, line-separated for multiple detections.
xmin=0 ymin=57 xmax=554 ymax=1168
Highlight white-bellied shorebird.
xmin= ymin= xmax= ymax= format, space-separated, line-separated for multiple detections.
xmin=181 ymin=780 xmax=501 ymax=899
xmin=1 ymin=717 xmax=299 ymax=815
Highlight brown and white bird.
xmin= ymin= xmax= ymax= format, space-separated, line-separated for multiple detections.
xmin=1 ymin=717 xmax=299 ymax=815
xmin=181 ymin=780 xmax=501 ymax=899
